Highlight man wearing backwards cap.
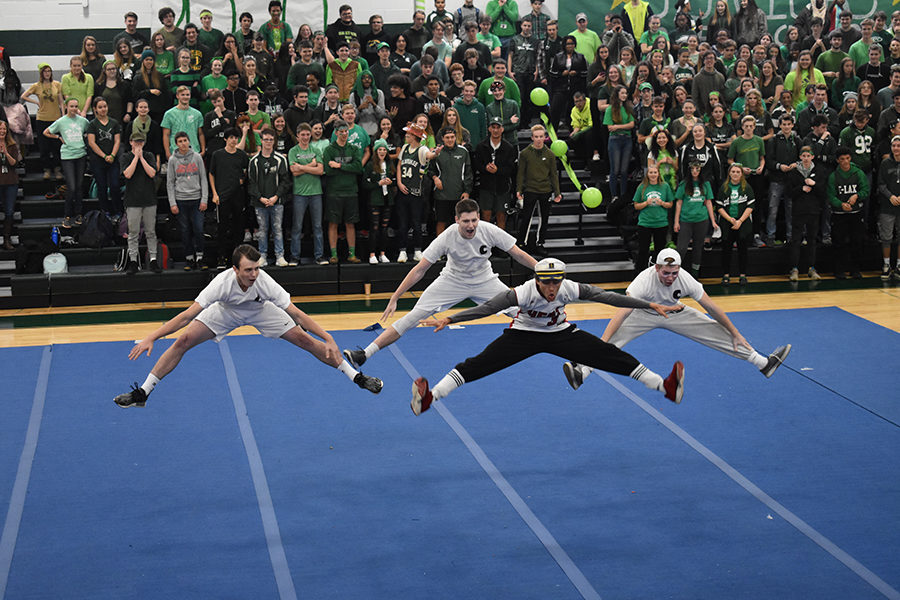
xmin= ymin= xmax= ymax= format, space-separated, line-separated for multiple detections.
xmin=410 ymin=257 xmax=686 ymax=415
xmin=562 ymin=248 xmax=792 ymax=391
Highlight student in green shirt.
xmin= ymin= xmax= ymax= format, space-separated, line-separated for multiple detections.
xmin=288 ymin=123 xmax=327 ymax=265
xmin=604 ymin=85 xmax=635 ymax=203
xmin=675 ymin=162 xmax=718 ymax=275
xmin=45 ymin=97 xmax=90 ymax=228
xmin=716 ymin=163 xmax=755 ymax=284
xmin=200 ymin=58 xmax=228 ymax=114
xmin=633 ymin=164 xmax=674 ymax=275
xmin=245 ymin=90 xmax=272 ymax=147
xmin=728 ymin=114 xmax=766 ymax=244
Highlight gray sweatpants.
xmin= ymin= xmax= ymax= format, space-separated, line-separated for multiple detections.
xmin=126 ymin=205 xmax=158 ymax=261
xmin=605 ymin=305 xmax=755 ymax=362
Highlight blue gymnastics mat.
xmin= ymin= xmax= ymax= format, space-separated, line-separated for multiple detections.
xmin=1 ymin=307 xmax=898 ymax=599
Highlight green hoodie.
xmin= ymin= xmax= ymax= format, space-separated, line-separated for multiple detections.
xmin=828 ymin=163 xmax=869 ymax=214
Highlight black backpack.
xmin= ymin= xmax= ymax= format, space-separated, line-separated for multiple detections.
xmin=78 ymin=210 xmax=116 ymax=249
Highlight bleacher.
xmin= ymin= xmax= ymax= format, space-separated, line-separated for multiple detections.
xmin=0 ymin=117 xmax=883 ymax=309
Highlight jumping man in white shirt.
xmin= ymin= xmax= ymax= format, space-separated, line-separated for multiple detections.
xmin=114 ymin=244 xmax=382 ymax=407
xmin=562 ymin=248 xmax=791 ymax=390
xmin=342 ymin=198 xmax=537 ymax=369
xmin=410 ymin=257 xmax=686 ymax=415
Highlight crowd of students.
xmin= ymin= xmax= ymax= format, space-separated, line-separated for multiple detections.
xmin=1 ymin=0 xmax=900 ymax=280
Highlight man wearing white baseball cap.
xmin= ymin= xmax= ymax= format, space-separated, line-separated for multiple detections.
xmin=411 ymin=257 xmax=686 ymax=415
xmin=563 ymin=248 xmax=792 ymax=390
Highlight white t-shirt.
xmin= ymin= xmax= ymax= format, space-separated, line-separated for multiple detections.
xmin=195 ymin=268 xmax=291 ymax=311
xmin=626 ymin=265 xmax=704 ymax=312
xmin=422 ymin=221 xmax=516 ymax=284
xmin=510 ymin=278 xmax=580 ymax=332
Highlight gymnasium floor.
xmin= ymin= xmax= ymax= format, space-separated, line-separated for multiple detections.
xmin=1 ymin=278 xmax=899 ymax=599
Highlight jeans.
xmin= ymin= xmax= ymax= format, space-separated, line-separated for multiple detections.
xmin=291 ymin=194 xmax=323 ymax=261
xmin=176 ymin=199 xmax=206 ymax=259
xmin=0 ymin=184 xmax=15 ymax=217
xmin=60 ymin=156 xmax=86 ymax=218
xmin=608 ymin=135 xmax=632 ymax=200
xmin=255 ymin=204 xmax=284 ymax=258
xmin=90 ymin=155 xmax=123 ymax=216
xmin=126 ymin=205 xmax=158 ymax=261
xmin=766 ymin=180 xmax=792 ymax=241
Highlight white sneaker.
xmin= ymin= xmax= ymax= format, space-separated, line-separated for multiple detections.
xmin=369 ymin=254 xmax=378 ymax=264
xmin=397 ymin=250 xmax=408 ymax=263
xmin=259 ymin=256 xmax=268 ymax=267
xmin=412 ymin=250 xmax=423 ymax=261
xmin=275 ymin=256 xmax=288 ymax=267
xmin=379 ymin=254 xmax=389 ymax=263
xmin=243 ymin=231 xmax=252 ymax=242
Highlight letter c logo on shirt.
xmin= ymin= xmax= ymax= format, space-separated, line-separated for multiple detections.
xmin=479 ymin=244 xmax=488 ymax=254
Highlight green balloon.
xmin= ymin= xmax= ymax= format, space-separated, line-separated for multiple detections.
xmin=530 ymin=86 xmax=549 ymax=106
xmin=581 ymin=187 xmax=603 ymax=208
xmin=550 ymin=140 xmax=568 ymax=157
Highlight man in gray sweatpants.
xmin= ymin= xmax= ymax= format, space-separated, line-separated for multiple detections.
xmin=121 ymin=130 xmax=159 ymax=274
xmin=563 ymin=248 xmax=793 ymax=390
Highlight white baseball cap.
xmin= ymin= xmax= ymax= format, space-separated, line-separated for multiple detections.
xmin=655 ymin=248 xmax=682 ymax=266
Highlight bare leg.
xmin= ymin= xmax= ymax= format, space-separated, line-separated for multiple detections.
xmin=345 ymin=222 xmax=355 ymax=251
xmin=328 ymin=222 xmax=339 ymax=252
xmin=496 ymin=211 xmax=506 ymax=231
xmin=150 ymin=320 xmax=217 ymax=380
xmin=436 ymin=222 xmax=447 ymax=236
xmin=481 ymin=209 xmax=493 ymax=224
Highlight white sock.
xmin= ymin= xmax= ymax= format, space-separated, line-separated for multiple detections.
xmin=141 ymin=373 xmax=161 ymax=396
xmin=748 ymin=351 xmax=768 ymax=369
xmin=364 ymin=342 xmax=380 ymax=359
xmin=630 ymin=364 xmax=664 ymax=392
xmin=337 ymin=360 xmax=359 ymax=381
xmin=432 ymin=369 xmax=465 ymax=401
xmin=885 ymin=257 xmax=892 ymax=267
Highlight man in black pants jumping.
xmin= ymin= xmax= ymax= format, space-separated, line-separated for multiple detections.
xmin=411 ymin=258 xmax=686 ymax=415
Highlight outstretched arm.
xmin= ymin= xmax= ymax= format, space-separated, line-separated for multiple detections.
xmin=129 ymin=302 xmax=204 ymax=359
xmin=428 ymin=289 xmax=517 ymax=331
xmin=697 ymin=292 xmax=751 ymax=350
xmin=285 ymin=303 xmax=338 ymax=361
xmin=577 ymin=283 xmax=680 ymax=316
xmin=601 ymin=307 xmax=634 ymax=342
xmin=382 ymin=259 xmax=434 ymax=320
xmin=507 ymin=244 xmax=537 ymax=269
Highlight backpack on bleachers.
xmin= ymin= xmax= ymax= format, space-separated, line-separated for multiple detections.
xmin=78 ymin=210 xmax=116 ymax=248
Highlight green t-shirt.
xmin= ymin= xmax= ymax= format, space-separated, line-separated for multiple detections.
xmin=330 ymin=125 xmax=371 ymax=155
xmin=633 ymin=182 xmax=673 ymax=228
xmin=675 ymin=180 xmax=713 ymax=223
xmin=728 ymin=135 xmax=765 ymax=170
xmin=246 ymin=110 xmax=272 ymax=146
xmin=47 ymin=114 xmax=90 ymax=160
xmin=288 ymin=143 xmax=324 ymax=196
xmin=603 ymin=106 xmax=634 ymax=136
xmin=155 ymin=51 xmax=175 ymax=76
xmin=161 ymin=105 xmax=204 ymax=153
xmin=200 ymin=74 xmax=228 ymax=114
xmin=60 ymin=73 xmax=94 ymax=111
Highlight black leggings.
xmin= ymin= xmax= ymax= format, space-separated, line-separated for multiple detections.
xmin=636 ymin=225 xmax=668 ymax=273
xmin=455 ymin=325 xmax=640 ymax=384
xmin=369 ymin=204 xmax=392 ymax=255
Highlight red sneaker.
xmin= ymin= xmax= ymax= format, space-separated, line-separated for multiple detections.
xmin=663 ymin=361 xmax=685 ymax=404
xmin=411 ymin=377 xmax=433 ymax=415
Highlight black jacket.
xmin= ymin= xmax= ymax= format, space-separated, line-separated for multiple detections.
xmin=548 ymin=51 xmax=588 ymax=95
xmin=474 ymin=136 xmax=517 ymax=194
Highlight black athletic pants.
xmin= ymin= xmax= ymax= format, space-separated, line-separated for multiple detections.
xmin=454 ymin=325 xmax=640 ymax=384
xmin=217 ymin=191 xmax=246 ymax=263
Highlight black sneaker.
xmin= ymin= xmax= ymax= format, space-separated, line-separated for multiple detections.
xmin=126 ymin=259 xmax=138 ymax=275
xmin=216 ymin=258 xmax=227 ymax=270
xmin=761 ymin=344 xmax=792 ymax=378
xmin=563 ymin=361 xmax=585 ymax=390
xmin=183 ymin=260 xmax=194 ymax=272
xmin=114 ymin=383 xmax=147 ymax=408
xmin=149 ymin=259 xmax=161 ymax=273
xmin=343 ymin=348 xmax=367 ymax=368
xmin=882 ymin=264 xmax=891 ymax=281
xmin=353 ymin=372 xmax=383 ymax=394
